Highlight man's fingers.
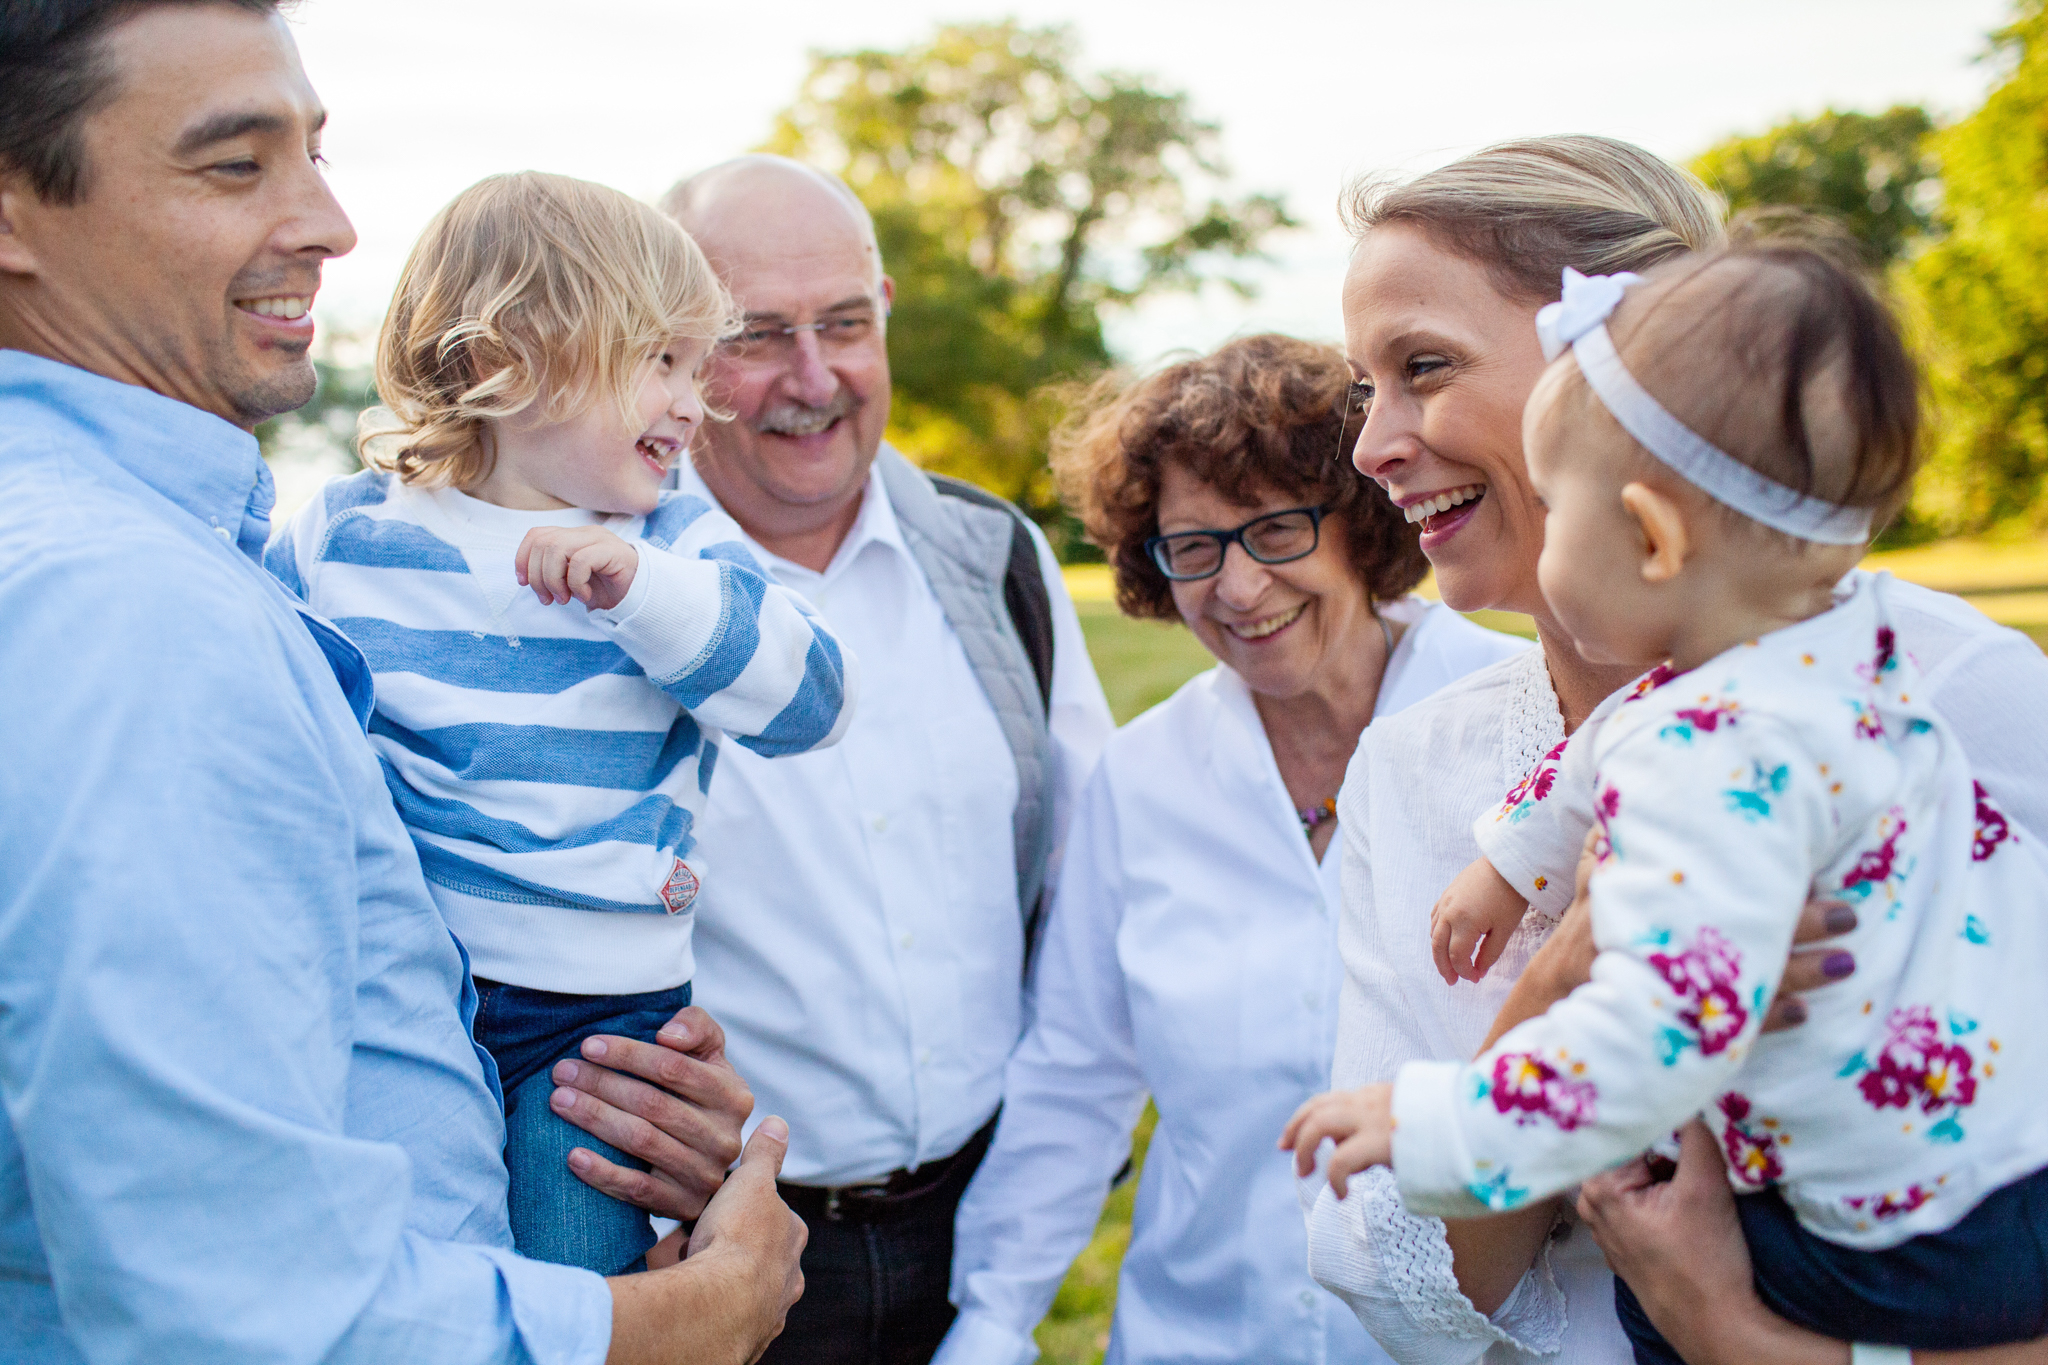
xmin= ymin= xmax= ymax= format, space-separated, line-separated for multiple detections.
xmin=656 ymin=1005 xmax=728 ymax=1062
xmin=576 ymin=1034 xmax=750 ymax=1120
xmin=564 ymin=1143 xmax=697 ymax=1221
xmin=553 ymin=1056 xmax=741 ymax=1171
xmin=733 ymin=1114 xmax=791 ymax=1184
xmin=1791 ymin=897 xmax=1856 ymax=946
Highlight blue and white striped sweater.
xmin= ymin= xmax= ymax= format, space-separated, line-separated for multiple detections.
xmin=267 ymin=469 xmax=855 ymax=993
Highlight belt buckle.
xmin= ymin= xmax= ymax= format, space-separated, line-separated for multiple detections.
xmin=822 ymin=1179 xmax=891 ymax=1222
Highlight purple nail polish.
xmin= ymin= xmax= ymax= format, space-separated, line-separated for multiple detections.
xmin=1822 ymin=950 xmax=1855 ymax=980
xmin=1823 ymin=903 xmax=1857 ymax=935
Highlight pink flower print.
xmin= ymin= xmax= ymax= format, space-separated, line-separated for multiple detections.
xmin=1497 ymin=740 xmax=1566 ymax=824
xmin=1849 ymin=1006 xmax=1980 ymax=1136
xmin=1716 ymin=1092 xmax=1784 ymax=1187
xmin=1647 ymin=927 xmax=1749 ymax=1057
xmin=1846 ymin=1184 xmax=1935 ymax=1221
xmin=1487 ymin=1051 xmax=1598 ymax=1131
xmin=1626 ymin=662 xmax=1681 ymax=702
xmin=1847 ymin=698 xmax=1887 ymax=741
xmin=1973 ymin=781 xmax=2012 ymax=862
xmin=1590 ymin=783 xmax=1621 ymax=864
xmin=1840 ymin=808 xmax=1910 ymax=907
xmin=1659 ymin=695 xmax=1742 ymax=744
xmin=1855 ymin=627 xmax=1899 ymax=685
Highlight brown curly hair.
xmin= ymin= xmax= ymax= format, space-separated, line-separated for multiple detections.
xmin=1052 ymin=334 xmax=1428 ymax=621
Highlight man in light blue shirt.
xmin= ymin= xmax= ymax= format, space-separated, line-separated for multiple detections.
xmin=0 ymin=3 xmax=804 ymax=1360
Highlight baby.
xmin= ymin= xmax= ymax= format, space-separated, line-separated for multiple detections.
xmin=269 ymin=172 xmax=855 ymax=1274
xmin=1283 ymin=242 xmax=2048 ymax=1358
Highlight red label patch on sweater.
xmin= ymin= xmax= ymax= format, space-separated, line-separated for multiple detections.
xmin=660 ymin=860 xmax=700 ymax=914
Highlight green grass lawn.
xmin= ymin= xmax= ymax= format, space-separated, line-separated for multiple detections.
xmin=1042 ymin=542 xmax=2045 ymax=1364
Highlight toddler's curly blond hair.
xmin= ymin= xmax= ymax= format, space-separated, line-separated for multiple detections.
xmin=360 ymin=171 xmax=737 ymax=488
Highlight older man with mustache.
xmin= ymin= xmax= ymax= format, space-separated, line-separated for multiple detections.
xmin=0 ymin=4 xmax=803 ymax=1361
xmin=659 ymin=157 xmax=1114 ymax=1365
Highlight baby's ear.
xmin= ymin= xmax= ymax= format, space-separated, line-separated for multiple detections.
xmin=1619 ymin=482 xmax=1690 ymax=584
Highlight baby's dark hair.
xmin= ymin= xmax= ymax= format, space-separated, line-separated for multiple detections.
xmin=1607 ymin=214 xmax=1922 ymax=533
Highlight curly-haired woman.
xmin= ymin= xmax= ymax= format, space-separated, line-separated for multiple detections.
xmin=931 ymin=334 xmax=1526 ymax=1365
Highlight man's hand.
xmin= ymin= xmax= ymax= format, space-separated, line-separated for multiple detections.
xmin=550 ymin=1006 xmax=753 ymax=1221
xmin=606 ymin=1118 xmax=807 ymax=1365
xmin=516 ymin=525 xmax=639 ymax=610
xmin=1431 ymin=857 xmax=1530 ymax=984
xmin=1279 ymin=1082 xmax=1395 ymax=1198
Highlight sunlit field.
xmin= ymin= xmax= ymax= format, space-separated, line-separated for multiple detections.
xmin=1045 ymin=538 xmax=2045 ymax=1365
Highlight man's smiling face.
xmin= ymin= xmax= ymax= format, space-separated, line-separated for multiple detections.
xmin=0 ymin=4 xmax=355 ymax=428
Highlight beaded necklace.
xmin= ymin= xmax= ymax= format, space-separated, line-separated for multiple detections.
xmin=1298 ymin=797 xmax=1337 ymax=838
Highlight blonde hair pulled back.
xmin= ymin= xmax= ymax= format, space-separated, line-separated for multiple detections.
xmin=361 ymin=171 xmax=739 ymax=488
xmin=1344 ymin=135 xmax=1726 ymax=303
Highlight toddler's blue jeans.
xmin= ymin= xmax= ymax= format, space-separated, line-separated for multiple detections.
xmin=1617 ymin=1162 xmax=2048 ymax=1361
xmin=473 ymin=978 xmax=693 ymax=1276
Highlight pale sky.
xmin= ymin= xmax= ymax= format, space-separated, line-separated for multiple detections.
xmin=291 ymin=0 xmax=2013 ymax=368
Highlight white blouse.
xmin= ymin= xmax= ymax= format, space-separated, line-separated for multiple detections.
xmin=937 ymin=599 xmax=1527 ymax=1365
xmin=1308 ymin=574 xmax=2048 ymax=1365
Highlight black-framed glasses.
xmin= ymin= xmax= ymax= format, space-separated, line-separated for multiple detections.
xmin=1144 ymin=505 xmax=1329 ymax=581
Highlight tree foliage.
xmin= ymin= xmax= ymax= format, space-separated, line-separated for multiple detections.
xmin=1901 ymin=0 xmax=2048 ymax=534
xmin=1689 ymin=106 xmax=1938 ymax=267
xmin=762 ymin=21 xmax=1294 ymax=539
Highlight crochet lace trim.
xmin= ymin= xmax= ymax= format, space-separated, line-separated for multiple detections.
xmin=1500 ymin=646 xmax=1568 ymax=930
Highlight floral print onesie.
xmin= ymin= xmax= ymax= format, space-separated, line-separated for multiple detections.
xmin=1388 ymin=573 xmax=2047 ymax=1250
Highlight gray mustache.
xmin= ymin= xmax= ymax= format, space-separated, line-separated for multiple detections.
xmin=757 ymin=391 xmax=858 ymax=435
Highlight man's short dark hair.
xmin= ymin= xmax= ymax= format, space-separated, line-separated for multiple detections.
xmin=0 ymin=0 xmax=283 ymax=204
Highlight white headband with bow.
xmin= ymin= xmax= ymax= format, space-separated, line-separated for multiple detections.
xmin=1534 ymin=267 xmax=1873 ymax=545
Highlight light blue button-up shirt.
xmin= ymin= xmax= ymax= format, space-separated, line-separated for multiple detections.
xmin=0 ymin=350 xmax=611 ymax=1364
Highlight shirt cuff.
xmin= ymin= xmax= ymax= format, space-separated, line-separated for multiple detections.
xmin=931 ymin=1307 xmax=1040 ymax=1365
xmin=1472 ymin=813 xmax=1574 ymax=921
xmin=1391 ymin=1060 xmax=1491 ymax=1219
xmin=591 ymin=541 xmax=655 ymax=625
xmin=496 ymin=1251 xmax=614 ymax=1365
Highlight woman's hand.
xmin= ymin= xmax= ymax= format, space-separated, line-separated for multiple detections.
xmin=548 ymin=1005 xmax=755 ymax=1221
xmin=1478 ymin=830 xmax=1860 ymax=1053
xmin=1578 ymin=1122 xmax=2048 ymax=1365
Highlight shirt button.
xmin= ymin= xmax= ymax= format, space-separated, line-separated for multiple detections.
xmin=1302 ymin=992 xmax=1319 ymax=1009
xmin=899 ymin=932 xmax=914 ymax=950
xmin=871 ymin=815 xmax=888 ymax=833
xmin=918 ymin=1047 xmax=933 ymax=1067
xmin=1300 ymin=1289 xmax=1317 ymax=1309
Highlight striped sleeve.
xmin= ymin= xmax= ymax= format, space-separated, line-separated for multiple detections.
xmin=592 ymin=494 xmax=856 ymax=756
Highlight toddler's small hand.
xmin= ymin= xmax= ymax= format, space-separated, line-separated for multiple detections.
xmin=1279 ymin=1082 xmax=1395 ymax=1199
xmin=516 ymin=526 xmax=639 ymax=611
xmin=1430 ymin=857 xmax=1529 ymax=985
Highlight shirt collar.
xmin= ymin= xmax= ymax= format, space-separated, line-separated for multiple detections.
xmin=0 ymin=348 xmax=274 ymax=561
xmin=677 ymin=448 xmax=911 ymax=585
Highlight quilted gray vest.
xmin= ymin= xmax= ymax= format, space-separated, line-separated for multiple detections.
xmin=875 ymin=446 xmax=1056 ymax=956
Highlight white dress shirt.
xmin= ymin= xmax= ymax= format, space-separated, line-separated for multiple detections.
xmin=678 ymin=457 xmax=1113 ymax=1184
xmin=1306 ymin=575 xmax=2048 ymax=1365
xmin=938 ymin=600 xmax=1528 ymax=1365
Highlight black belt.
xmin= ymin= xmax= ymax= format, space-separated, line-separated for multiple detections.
xmin=777 ymin=1110 xmax=999 ymax=1224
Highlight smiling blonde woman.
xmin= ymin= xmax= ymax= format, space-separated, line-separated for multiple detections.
xmin=934 ymin=334 xmax=1525 ymax=1365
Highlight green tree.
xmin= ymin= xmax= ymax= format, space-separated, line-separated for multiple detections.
xmin=1902 ymin=0 xmax=2048 ymax=534
xmin=1689 ymin=105 xmax=1938 ymax=267
xmin=763 ymin=21 xmax=1294 ymax=542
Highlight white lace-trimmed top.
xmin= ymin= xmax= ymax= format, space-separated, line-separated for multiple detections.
xmin=1307 ymin=574 xmax=2048 ymax=1364
xmin=1305 ymin=646 xmax=1627 ymax=1365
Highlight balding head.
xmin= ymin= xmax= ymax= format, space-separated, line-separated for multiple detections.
xmin=661 ymin=155 xmax=882 ymax=289
xmin=659 ymin=155 xmax=895 ymax=570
